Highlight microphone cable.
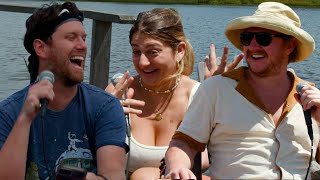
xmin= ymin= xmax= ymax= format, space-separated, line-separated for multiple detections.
xmin=125 ymin=112 xmax=131 ymax=178
xmin=302 ymin=108 xmax=313 ymax=180
xmin=41 ymin=113 xmax=54 ymax=179
xmin=304 ymin=111 xmax=313 ymax=180
xmin=305 ymin=140 xmax=313 ymax=180
xmin=296 ymin=82 xmax=314 ymax=180
xmin=110 ymin=72 xmax=132 ymax=178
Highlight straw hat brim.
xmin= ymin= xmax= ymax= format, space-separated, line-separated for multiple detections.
xmin=225 ymin=15 xmax=315 ymax=62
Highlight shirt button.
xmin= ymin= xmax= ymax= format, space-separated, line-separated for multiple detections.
xmin=276 ymin=134 xmax=281 ymax=138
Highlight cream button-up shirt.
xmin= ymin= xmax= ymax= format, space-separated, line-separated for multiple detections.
xmin=174 ymin=67 xmax=319 ymax=179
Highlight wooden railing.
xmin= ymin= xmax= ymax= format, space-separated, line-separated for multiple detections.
xmin=0 ymin=4 xmax=205 ymax=178
xmin=0 ymin=2 xmax=135 ymax=89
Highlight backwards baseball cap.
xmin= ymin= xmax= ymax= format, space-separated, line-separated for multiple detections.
xmin=24 ymin=1 xmax=84 ymax=55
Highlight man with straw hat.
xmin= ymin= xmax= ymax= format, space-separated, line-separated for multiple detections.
xmin=164 ymin=2 xmax=320 ymax=179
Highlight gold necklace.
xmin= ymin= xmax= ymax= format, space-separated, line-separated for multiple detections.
xmin=138 ymin=76 xmax=181 ymax=94
xmin=139 ymin=76 xmax=180 ymax=121
xmin=153 ymin=92 xmax=173 ymax=121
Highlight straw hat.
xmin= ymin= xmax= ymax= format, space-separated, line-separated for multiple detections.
xmin=225 ymin=2 xmax=315 ymax=62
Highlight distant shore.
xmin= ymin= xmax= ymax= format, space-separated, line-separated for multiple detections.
xmin=75 ymin=0 xmax=320 ymax=8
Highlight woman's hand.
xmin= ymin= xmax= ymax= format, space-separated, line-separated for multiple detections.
xmin=203 ymin=44 xmax=244 ymax=80
xmin=164 ymin=167 xmax=196 ymax=180
xmin=105 ymin=71 xmax=145 ymax=115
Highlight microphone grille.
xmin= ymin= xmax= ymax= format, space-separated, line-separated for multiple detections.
xmin=296 ymin=81 xmax=308 ymax=93
xmin=38 ymin=70 xmax=55 ymax=83
xmin=111 ymin=73 xmax=124 ymax=86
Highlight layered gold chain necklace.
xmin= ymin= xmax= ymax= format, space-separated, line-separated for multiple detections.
xmin=139 ymin=76 xmax=181 ymax=121
xmin=138 ymin=76 xmax=181 ymax=94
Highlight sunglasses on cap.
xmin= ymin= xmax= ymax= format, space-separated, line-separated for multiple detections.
xmin=240 ymin=32 xmax=290 ymax=47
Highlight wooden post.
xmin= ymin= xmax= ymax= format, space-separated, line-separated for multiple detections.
xmin=90 ymin=20 xmax=112 ymax=89
xmin=0 ymin=3 xmax=136 ymax=89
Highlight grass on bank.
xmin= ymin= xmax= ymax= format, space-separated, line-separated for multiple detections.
xmin=76 ymin=0 xmax=320 ymax=7
xmin=208 ymin=0 xmax=320 ymax=6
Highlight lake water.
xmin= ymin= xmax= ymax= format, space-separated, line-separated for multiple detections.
xmin=0 ymin=1 xmax=319 ymax=100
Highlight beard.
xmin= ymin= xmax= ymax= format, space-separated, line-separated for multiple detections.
xmin=63 ymin=72 xmax=84 ymax=87
xmin=64 ymin=77 xmax=82 ymax=87
xmin=245 ymin=51 xmax=286 ymax=77
xmin=52 ymin=67 xmax=84 ymax=87
xmin=246 ymin=62 xmax=284 ymax=78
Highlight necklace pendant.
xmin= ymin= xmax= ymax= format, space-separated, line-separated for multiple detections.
xmin=155 ymin=113 xmax=162 ymax=121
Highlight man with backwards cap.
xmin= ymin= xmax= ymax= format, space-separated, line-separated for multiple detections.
xmin=0 ymin=2 xmax=128 ymax=180
xmin=165 ymin=2 xmax=320 ymax=179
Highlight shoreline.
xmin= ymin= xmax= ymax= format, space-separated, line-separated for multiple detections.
xmin=75 ymin=0 xmax=320 ymax=8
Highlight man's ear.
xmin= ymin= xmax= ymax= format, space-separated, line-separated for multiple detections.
xmin=286 ymin=37 xmax=297 ymax=56
xmin=176 ymin=41 xmax=186 ymax=61
xmin=33 ymin=39 xmax=48 ymax=59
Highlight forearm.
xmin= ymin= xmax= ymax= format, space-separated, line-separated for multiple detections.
xmin=165 ymin=139 xmax=197 ymax=171
xmin=97 ymin=146 xmax=127 ymax=180
xmin=0 ymin=113 xmax=32 ymax=179
xmin=103 ymin=170 xmax=125 ymax=180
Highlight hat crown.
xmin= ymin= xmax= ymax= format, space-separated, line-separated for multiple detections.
xmin=254 ymin=2 xmax=301 ymax=28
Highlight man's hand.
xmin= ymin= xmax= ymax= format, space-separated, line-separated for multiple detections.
xmin=295 ymin=84 xmax=320 ymax=122
xmin=20 ymin=79 xmax=54 ymax=122
xmin=203 ymin=44 xmax=244 ymax=80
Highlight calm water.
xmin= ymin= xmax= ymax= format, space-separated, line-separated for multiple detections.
xmin=0 ymin=1 xmax=319 ymax=100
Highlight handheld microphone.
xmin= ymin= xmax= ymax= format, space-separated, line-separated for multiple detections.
xmin=111 ymin=73 xmax=126 ymax=99
xmin=111 ymin=73 xmax=131 ymax=137
xmin=296 ymin=82 xmax=313 ymax=141
xmin=111 ymin=73 xmax=124 ymax=86
xmin=38 ymin=70 xmax=55 ymax=118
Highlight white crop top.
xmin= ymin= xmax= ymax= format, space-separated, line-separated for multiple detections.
xmin=126 ymin=82 xmax=201 ymax=173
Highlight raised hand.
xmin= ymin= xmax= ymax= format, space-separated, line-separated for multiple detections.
xmin=203 ymin=44 xmax=244 ymax=80
xmin=105 ymin=71 xmax=132 ymax=99
xmin=105 ymin=71 xmax=145 ymax=115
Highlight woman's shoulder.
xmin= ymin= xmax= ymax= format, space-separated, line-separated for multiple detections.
xmin=178 ymin=75 xmax=199 ymax=97
xmin=180 ymin=75 xmax=198 ymax=89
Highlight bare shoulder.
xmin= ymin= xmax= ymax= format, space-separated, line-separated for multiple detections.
xmin=178 ymin=75 xmax=198 ymax=96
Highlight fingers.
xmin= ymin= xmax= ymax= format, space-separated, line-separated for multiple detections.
xmin=219 ymin=46 xmax=229 ymax=68
xmin=165 ymin=168 xmax=196 ymax=180
xmin=203 ymin=43 xmax=223 ymax=80
xmin=113 ymin=71 xmax=131 ymax=98
xmin=298 ymin=85 xmax=320 ymax=110
xmin=120 ymin=98 xmax=145 ymax=107
xmin=21 ymin=80 xmax=54 ymax=120
xmin=105 ymin=71 xmax=134 ymax=99
xmin=226 ymin=53 xmax=244 ymax=71
xmin=203 ymin=56 xmax=211 ymax=80
xmin=126 ymin=87 xmax=135 ymax=99
xmin=123 ymin=107 xmax=143 ymax=115
xmin=104 ymin=83 xmax=115 ymax=93
xmin=120 ymin=98 xmax=145 ymax=115
xmin=206 ymin=44 xmax=228 ymax=76
xmin=203 ymin=43 xmax=246 ymax=80
xmin=208 ymin=43 xmax=217 ymax=69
